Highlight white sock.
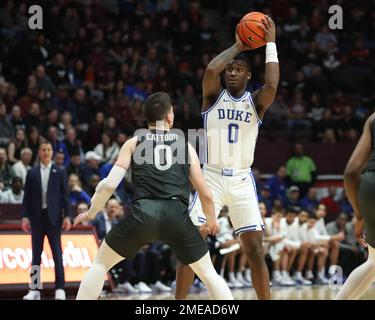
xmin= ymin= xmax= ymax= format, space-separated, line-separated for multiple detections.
xmin=318 ymin=270 xmax=325 ymax=278
xmin=189 ymin=252 xmax=233 ymax=300
xmin=76 ymin=240 xmax=124 ymax=300
xmin=220 ymin=268 xmax=225 ymax=277
xmin=273 ymin=270 xmax=281 ymax=278
xmin=295 ymin=271 xmax=302 ymax=278
xmin=228 ymin=272 xmax=236 ymax=282
xmin=282 ymin=271 xmax=289 ymax=278
xmin=336 ymin=245 xmax=375 ymax=300
xmin=244 ymin=268 xmax=251 ymax=279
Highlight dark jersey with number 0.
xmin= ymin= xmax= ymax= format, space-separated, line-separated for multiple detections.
xmin=131 ymin=129 xmax=191 ymax=206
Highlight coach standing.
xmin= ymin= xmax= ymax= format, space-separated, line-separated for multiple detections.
xmin=21 ymin=141 xmax=72 ymax=300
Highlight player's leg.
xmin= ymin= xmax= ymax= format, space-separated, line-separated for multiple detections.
xmin=175 ymin=172 xmax=224 ymax=299
xmin=335 ymin=244 xmax=375 ymax=300
xmin=287 ymin=247 xmax=298 ymax=272
xmin=230 ymin=172 xmax=270 ymax=299
xmin=240 ymin=232 xmax=270 ymax=298
xmin=77 ymin=239 xmax=124 ymax=300
xmin=306 ymin=247 xmax=317 ymax=280
xmin=316 ymin=244 xmax=329 ymax=283
xmin=329 ymin=239 xmax=340 ymax=269
xmin=189 ymin=252 xmax=233 ymax=300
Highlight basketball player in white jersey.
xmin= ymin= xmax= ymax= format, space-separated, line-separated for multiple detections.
xmin=175 ymin=16 xmax=279 ymax=300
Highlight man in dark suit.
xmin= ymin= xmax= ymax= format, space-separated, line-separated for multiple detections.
xmin=21 ymin=141 xmax=72 ymax=300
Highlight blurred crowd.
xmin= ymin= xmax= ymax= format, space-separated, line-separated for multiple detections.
xmin=0 ymin=0 xmax=373 ymax=294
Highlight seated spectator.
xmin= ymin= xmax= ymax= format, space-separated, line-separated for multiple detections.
xmin=54 ymin=151 xmax=65 ymax=169
xmin=93 ymin=131 xmax=119 ymax=164
xmin=338 ymin=191 xmax=354 ymax=217
xmin=286 ymin=186 xmax=301 ymax=207
xmin=258 ymin=185 xmax=274 ymax=215
xmin=266 ymin=166 xmax=288 ymax=204
xmin=0 ymin=101 xmax=14 ymax=148
xmin=286 ymin=91 xmax=311 ymax=139
xmin=81 ymin=151 xmax=101 ymax=187
xmin=66 ymin=152 xmax=85 ymax=181
xmin=320 ymin=186 xmax=341 ymax=223
xmin=303 ymin=210 xmax=330 ymax=284
xmin=47 ymin=126 xmax=70 ymax=166
xmin=300 ymin=187 xmax=319 ymax=212
xmin=337 ymin=106 xmax=360 ymax=142
xmin=76 ymin=201 xmax=89 ymax=218
xmin=0 ymin=148 xmax=12 ymax=188
xmin=314 ymin=203 xmax=345 ymax=277
xmin=0 ymin=176 xmax=24 ymax=204
xmin=286 ymin=143 xmax=317 ymax=197
xmin=326 ymin=214 xmax=365 ymax=277
xmin=262 ymin=93 xmax=288 ymax=134
xmin=68 ymin=173 xmax=91 ymax=206
xmin=9 ymin=105 xmax=26 ymax=132
xmin=292 ymin=209 xmax=313 ymax=285
xmin=11 ymin=147 xmax=32 ymax=184
xmin=7 ymin=128 xmax=28 ymax=164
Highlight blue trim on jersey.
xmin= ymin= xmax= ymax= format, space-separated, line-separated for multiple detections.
xmin=249 ymin=94 xmax=263 ymax=126
xmin=235 ymin=224 xmax=257 ymax=233
xmin=188 ymin=192 xmax=199 ymax=214
xmin=226 ymin=90 xmax=249 ymax=102
xmin=201 ymin=90 xmax=225 ymax=115
xmin=198 ymin=217 xmax=207 ymax=223
xmin=249 ymin=171 xmax=265 ymax=229
xmin=201 ymin=113 xmax=208 ymax=164
xmin=235 ymin=226 xmax=258 ymax=235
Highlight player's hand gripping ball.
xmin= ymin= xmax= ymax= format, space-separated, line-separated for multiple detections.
xmin=237 ymin=12 xmax=269 ymax=49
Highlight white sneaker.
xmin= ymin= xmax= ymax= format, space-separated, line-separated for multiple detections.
xmin=118 ymin=282 xmax=139 ymax=294
xmin=272 ymin=274 xmax=284 ymax=286
xmin=316 ymin=275 xmax=329 ymax=285
xmin=153 ymin=281 xmax=171 ymax=292
xmin=236 ymin=273 xmax=251 ymax=287
xmin=135 ymin=281 xmax=152 ymax=293
xmin=305 ymin=271 xmax=314 ymax=280
xmin=55 ymin=289 xmax=66 ymax=300
xmin=293 ymin=274 xmax=312 ymax=286
xmin=282 ymin=273 xmax=296 ymax=286
xmin=23 ymin=290 xmax=41 ymax=300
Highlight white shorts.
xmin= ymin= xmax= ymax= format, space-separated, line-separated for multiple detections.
xmin=189 ymin=166 xmax=264 ymax=235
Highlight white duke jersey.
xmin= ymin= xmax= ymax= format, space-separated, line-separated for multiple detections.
xmin=201 ymin=89 xmax=261 ymax=169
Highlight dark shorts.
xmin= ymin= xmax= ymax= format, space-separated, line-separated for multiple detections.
xmin=359 ymin=171 xmax=375 ymax=247
xmin=105 ymin=198 xmax=208 ymax=265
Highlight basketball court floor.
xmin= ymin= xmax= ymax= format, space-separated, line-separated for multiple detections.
xmin=100 ymin=285 xmax=375 ymax=300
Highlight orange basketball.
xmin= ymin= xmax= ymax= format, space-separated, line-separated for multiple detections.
xmin=237 ymin=12 xmax=267 ymax=49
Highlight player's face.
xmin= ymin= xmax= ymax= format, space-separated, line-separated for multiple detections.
xmin=225 ymin=60 xmax=250 ymax=94
xmin=299 ymin=211 xmax=309 ymax=223
xmin=316 ymin=204 xmax=326 ymax=218
xmin=166 ymin=106 xmax=174 ymax=129
xmin=285 ymin=213 xmax=296 ymax=224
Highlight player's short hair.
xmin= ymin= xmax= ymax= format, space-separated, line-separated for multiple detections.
xmin=143 ymin=92 xmax=172 ymax=124
xmin=232 ymin=53 xmax=251 ymax=71
xmin=38 ymin=140 xmax=53 ymax=150
xmin=303 ymin=209 xmax=316 ymax=219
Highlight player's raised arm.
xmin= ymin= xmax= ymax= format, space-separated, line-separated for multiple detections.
xmin=252 ymin=16 xmax=279 ymax=119
xmin=187 ymin=144 xmax=219 ymax=235
xmin=202 ymin=32 xmax=252 ymax=111
xmin=344 ymin=114 xmax=375 ymax=220
xmin=74 ymin=137 xmax=137 ymax=225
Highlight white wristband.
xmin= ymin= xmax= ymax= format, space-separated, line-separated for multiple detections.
xmin=265 ymin=42 xmax=278 ymax=64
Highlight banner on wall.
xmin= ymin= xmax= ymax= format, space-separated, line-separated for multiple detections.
xmin=0 ymin=234 xmax=102 ymax=285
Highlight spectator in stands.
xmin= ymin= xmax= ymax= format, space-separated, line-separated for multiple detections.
xmin=286 ymin=143 xmax=317 ymax=197
xmin=252 ymin=168 xmax=263 ymax=195
xmin=7 ymin=128 xmax=28 ymax=164
xmin=35 ymin=65 xmax=56 ymax=96
xmin=0 ymin=148 xmax=12 ymax=188
xmin=27 ymin=127 xmax=45 ymax=165
xmin=292 ymin=209 xmax=313 ymax=285
xmin=0 ymin=102 xmax=14 ymax=148
xmin=66 ymin=152 xmax=85 ymax=181
xmin=84 ymin=174 xmax=101 ymax=197
xmin=320 ymin=186 xmax=341 ymax=222
xmin=338 ymin=191 xmax=354 ymax=217
xmin=258 ymin=185 xmax=274 ymax=216
xmin=0 ymin=176 xmax=24 ymax=204
xmin=54 ymin=151 xmax=65 ymax=169
xmin=93 ymin=131 xmax=120 ymax=164
xmin=9 ymin=105 xmax=26 ymax=131
xmin=81 ymin=151 xmax=101 ymax=187
xmin=24 ymin=102 xmax=41 ymax=129
xmin=64 ymin=127 xmax=84 ymax=159
xmin=337 ymin=106 xmax=359 ymax=142
xmin=326 ymin=213 xmax=365 ymax=276
xmin=263 ymin=93 xmax=288 ymax=137
xmin=300 ymin=187 xmax=319 ymax=211
xmin=314 ymin=203 xmax=345 ymax=278
xmin=47 ymin=126 xmax=69 ymax=165
xmin=68 ymin=173 xmax=91 ymax=206
xmin=266 ymin=166 xmax=288 ymax=204
xmin=11 ymin=147 xmax=32 ymax=184
xmin=286 ymin=186 xmax=301 ymax=207
xmin=286 ymin=91 xmax=311 ymax=139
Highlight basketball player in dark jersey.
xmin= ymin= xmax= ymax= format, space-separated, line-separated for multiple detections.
xmin=335 ymin=113 xmax=375 ymax=299
xmin=74 ymin=92 xmax=233 ymax=300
